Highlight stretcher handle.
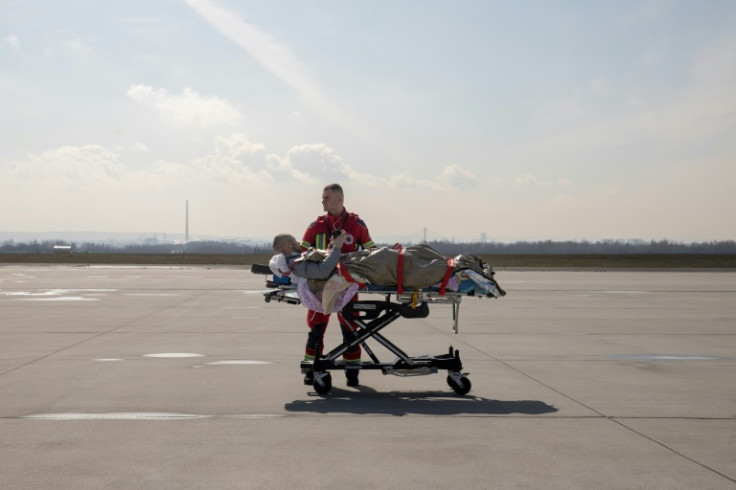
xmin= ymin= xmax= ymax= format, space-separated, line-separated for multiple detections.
xmin=251 ymin=264 xmax=273 ymax=275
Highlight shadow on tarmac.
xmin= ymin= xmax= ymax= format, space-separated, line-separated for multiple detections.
xmin=285 ymin=387 xmax=558 ymax=416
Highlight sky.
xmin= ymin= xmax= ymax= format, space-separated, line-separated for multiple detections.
xmin=1 ymin=0 xmax=735 ymax=244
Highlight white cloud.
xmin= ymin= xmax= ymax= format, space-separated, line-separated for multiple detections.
xmin=265 ymin=145 xmax=478 ymax=191
xmin=281 ymin=144 xmax=352 ymax=183
xmin=8 ymin=145 xmax=125 ymax=187
xmin=126 ymin=84 xmax=242 ymax=128
xmin=515 ymin=173 xmax=541 ymax=187
xmin=131 ymin=142 xmax=149 ymax=152
xmin=0 ymin=134 xmax=485 ymax=201
xmin=39 ymin=35 xmax=97 ymax=60
xmin=439 ymin=164 xmax=478 ymax=190
xmin=190 ymin=154 xmax=274 ymax=186
xmin=213 ymin=133 xmax=266 ymax=159
xmin=2 ymin=34 xmax=21 ymax=50
xmin=185 ymin=0 xmax=322 ymax=104
xmin=113 ymin=142 xmax=150 ymax=153
xmin=557 ymin=177 xmax=572 ymax=186
xmin=63 ymin=38 xmax=95 ymax=55
xmin=183 ymin=0 xmax=369 ymax=142
xmin=191 ymin=134 xmax=272 ymax=185
xmin=515 ymin=173 xmax=570 ymax=188
xmin=383 ymin=172 xmax=442 ymax=191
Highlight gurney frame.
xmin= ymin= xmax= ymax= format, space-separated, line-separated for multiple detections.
xmin=305 ymin=295 xmax=472 ymax=396
xmin=253 ymin=265 xmax=472 ymax=395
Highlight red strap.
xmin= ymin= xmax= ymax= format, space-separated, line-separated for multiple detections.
xmin=438 ymin=258 xmax=455 ymax=295
xmin=335 ymin=262 xmax=364 ymax=289
xmin=335 ymin=262 xmax=353 ymax=282
xmin=396 ymin=247 xmax=405 ymax=294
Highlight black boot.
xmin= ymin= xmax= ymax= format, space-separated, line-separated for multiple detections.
xmin=346 ymin=370 xmax=359 ymax=387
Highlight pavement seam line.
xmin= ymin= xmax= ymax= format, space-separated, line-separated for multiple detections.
xmin=610 ymin=417 xmax=736 ymax=484
xmin=0 ymin=294 xmax=195 ymax=378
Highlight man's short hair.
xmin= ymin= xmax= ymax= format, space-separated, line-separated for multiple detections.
xmin=323 ymin=183 xmax=344 ymax=196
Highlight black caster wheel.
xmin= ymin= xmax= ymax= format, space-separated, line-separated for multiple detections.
xmin=313 ymin=372 xmax=332 ymax=395
xmin=447 ymin=374 xmax=471 ymax=396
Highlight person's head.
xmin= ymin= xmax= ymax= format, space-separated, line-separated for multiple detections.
xmin=322 ymin=183 xmax=345 ymax=216
xmin=272 ymin=234 xmax=299 ymax=254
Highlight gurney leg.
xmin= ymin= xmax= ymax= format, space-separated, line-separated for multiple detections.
xmin=452 ymin=302 xmax=460 ymax=334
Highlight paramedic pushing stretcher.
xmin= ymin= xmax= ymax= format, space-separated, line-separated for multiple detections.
xmin=300 ymin=183 xmax=375 ymax=386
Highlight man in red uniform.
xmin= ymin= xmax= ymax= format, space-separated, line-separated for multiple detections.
xmin=300 ymin=183 xmax=375 ymax=386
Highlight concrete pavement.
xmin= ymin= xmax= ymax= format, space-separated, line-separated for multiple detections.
xmin=1 ymin=265 xmax=734 ymax=489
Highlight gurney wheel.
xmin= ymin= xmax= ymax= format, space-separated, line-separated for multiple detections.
xmin=447 ymin=375 xmax=471 ymax=396
xmin=313 ymin=373 xmax=332 ymax=395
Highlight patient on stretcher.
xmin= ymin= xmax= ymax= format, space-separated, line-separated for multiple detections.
xmin=270 ymin=232 xmax=346 ymax=284
xmin=270 ymin=233 xmax=504 ymax=314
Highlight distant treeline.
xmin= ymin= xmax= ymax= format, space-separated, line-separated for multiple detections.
xmin=0 ymin=240 xmax=274 ymax=255
xmin=424 ymin=239 xmax=736 ymax=255
xmin=2 ymin=238 xmax=735 ymax=255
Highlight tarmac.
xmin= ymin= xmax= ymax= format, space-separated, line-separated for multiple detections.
xmin=0 ymin=264 xmax=734 ymax=489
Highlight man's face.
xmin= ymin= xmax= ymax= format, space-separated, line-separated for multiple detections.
xmin=321 ymin=189 xmax=344 ymax=215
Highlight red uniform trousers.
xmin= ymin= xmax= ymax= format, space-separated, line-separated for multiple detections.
xmin=304 ymin=295 xmax=361 ymax=362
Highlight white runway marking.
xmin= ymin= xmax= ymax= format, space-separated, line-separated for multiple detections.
xmin=125 ymin=293 xmax=183 ymax=297
xmin=143 ymin=353 xmax=205 ymax=358
xmin=25 ymin=296 xmax=97 ymax=302
xmin=599 ymin=290 xmax=649 ymax=294
xmin=20 ymin=412 xmax=285 ymax=420
xmin=609 ymin=355 xmax=725 ymax=361
xmin=0 ymin=289 xmax=116 ymax=296
xmin=1 ymin=288 xmax=116 ymax=301
xmin=21 ymin=412 xmax=210 ymax=420
xmin=227 ymin=414 xmax=283 ymax=419
xmin=93 ymin=359 xmax=124 ymax=362
xmin=204 ymin=360 xmax=271 ymax=365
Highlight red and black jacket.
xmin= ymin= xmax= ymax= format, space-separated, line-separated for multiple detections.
xmin=300 ymin=209 xmax=375 ymax=253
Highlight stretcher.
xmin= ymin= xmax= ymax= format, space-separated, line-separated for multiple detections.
xmin=251 ymin=260 xmax=505 ymax=396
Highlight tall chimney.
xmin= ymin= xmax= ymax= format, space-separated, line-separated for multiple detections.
xmin=185 ymin=200 xmax=189 ymax=244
